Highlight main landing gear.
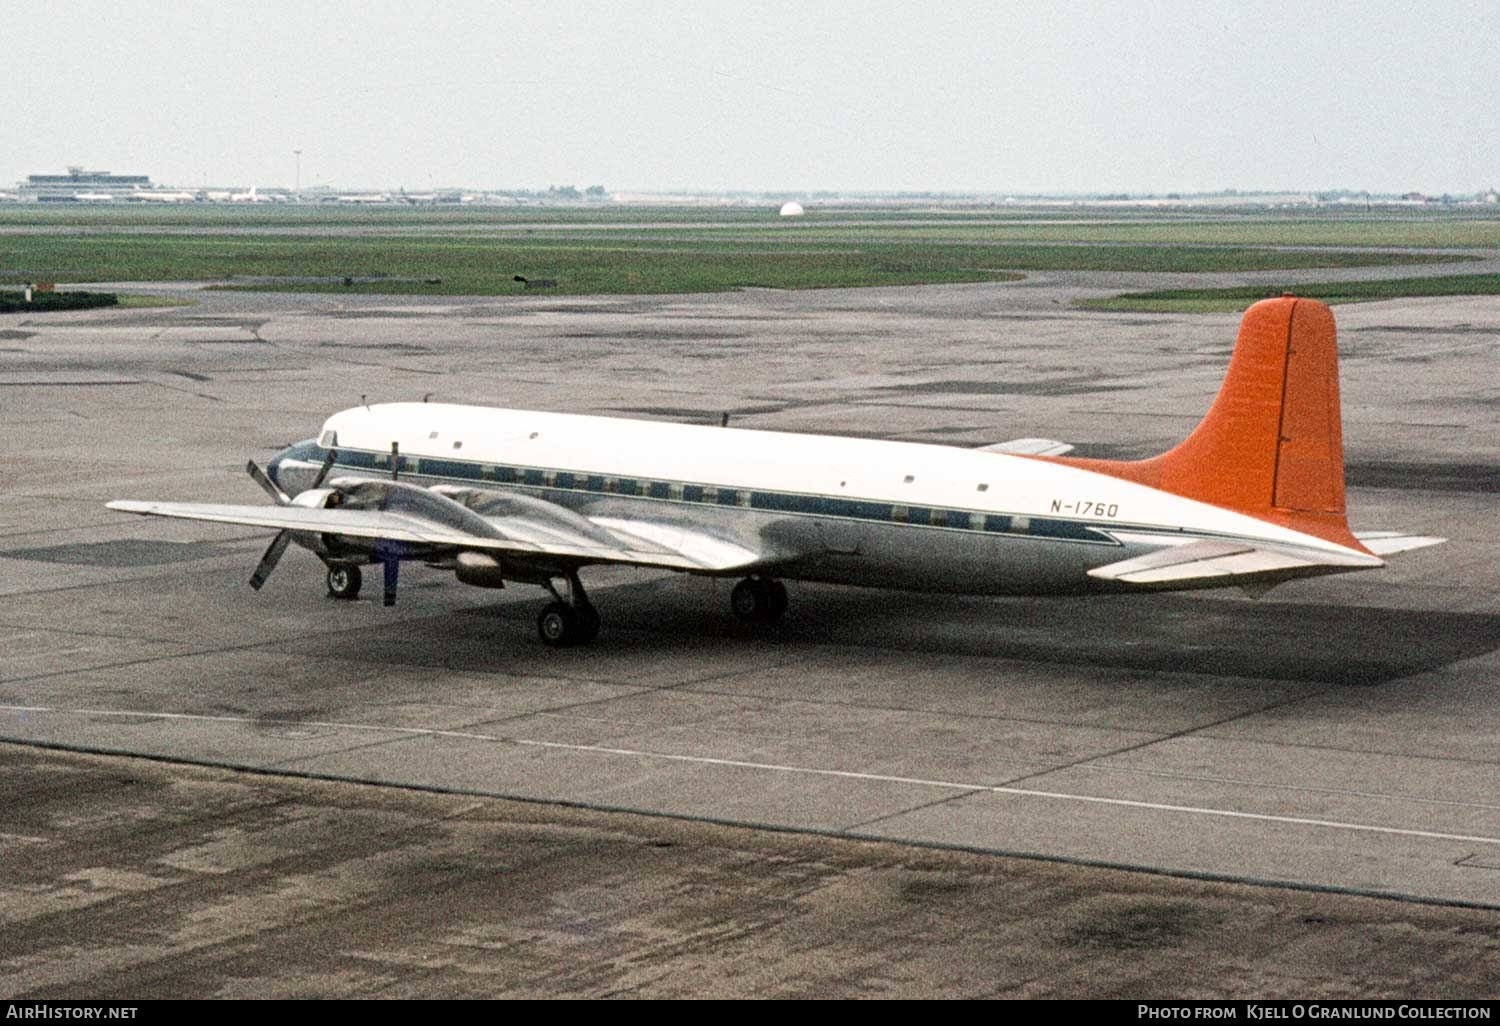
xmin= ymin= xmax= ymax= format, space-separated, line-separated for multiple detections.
xmin=537 ymin=571 xmax=600 ymax=648
xmin=731 ymin=576 xmax=788 ymax=625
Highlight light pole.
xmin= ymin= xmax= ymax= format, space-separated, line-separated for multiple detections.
xmin=293 ymin=149 xmax=302 ymax=197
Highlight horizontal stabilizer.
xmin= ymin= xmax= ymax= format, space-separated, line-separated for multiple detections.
xmin=1354 ymin=531 xmax=1447 ymax=557
xmin=1088 ymin=537 xmax=1380 ymax=587
xmin=978 ymin=437 xmax=1075 ymax=456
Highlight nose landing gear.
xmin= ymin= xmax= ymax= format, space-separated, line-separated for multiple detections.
xmin=731 ymin=576 xmax=788 ymax=625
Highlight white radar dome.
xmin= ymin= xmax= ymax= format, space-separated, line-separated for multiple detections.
xmin=778 ymin=201 xmax=805 ymax=217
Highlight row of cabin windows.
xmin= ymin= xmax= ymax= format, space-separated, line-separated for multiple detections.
xmin=353 ymin=450 xmax=1051 ymax=536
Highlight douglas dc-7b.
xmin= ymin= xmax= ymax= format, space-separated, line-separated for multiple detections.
xmin=110 ymin=297 xmax=1442 ymax=647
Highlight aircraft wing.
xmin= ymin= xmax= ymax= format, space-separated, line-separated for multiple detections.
xmin=976 ymin=437 xmax=1075 ymax=456
xmin=1087 ymin=537 xmax=1382 ymax=587
xmin=106 ymin=499 xmax=764 ymax=573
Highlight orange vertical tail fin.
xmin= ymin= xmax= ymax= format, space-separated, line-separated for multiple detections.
xmin=1050 ymin=296 xmax=1365 ymax=550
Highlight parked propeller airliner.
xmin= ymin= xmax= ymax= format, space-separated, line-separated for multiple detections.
xmin=110 ymin=297 xmax=1442 ymax=647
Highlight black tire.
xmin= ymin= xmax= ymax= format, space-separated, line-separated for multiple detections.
xmin=538 ymin=601 xmax=598 ymax=647
xmin=577 ymin=606 xmax=602 ymax=643
xmin=327 ymin=564 xmax=362 ymax=600
xmin=732 ymin=578 xmax=786 ymax=624
xmin=766 ymin=580 xmax=789 ymax=621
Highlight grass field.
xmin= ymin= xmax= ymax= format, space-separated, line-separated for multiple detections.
xmin=1076 ymin=273 xmax=1500 ymax=312
xmin=0 ymin=206 xmax=1490 ymax=296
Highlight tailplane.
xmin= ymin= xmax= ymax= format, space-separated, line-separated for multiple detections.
xmin=1052 ymin=296 xmax=1364 ymax=550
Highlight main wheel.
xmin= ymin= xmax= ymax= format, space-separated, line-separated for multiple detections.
xmin=731 ymin=577 xmax=786 ymax=624
xmin=327 ymin=564 xmax=362 ymax=600
xmin=538 ymin=601 xmax=598 ymax=647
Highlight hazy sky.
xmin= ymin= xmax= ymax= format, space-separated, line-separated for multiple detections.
xmin=5 ymin=0 xmax=1496 ymax=194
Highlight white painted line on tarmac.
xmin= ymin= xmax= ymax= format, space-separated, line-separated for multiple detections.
xmin=5 ymin=702 xmax=1500 ymax=849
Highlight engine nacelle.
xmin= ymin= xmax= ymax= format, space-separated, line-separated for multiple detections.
xmin=454 ymin=551 xmax=507 ymax=589
xmin=290 ymin=488 xmax=339 ymax=509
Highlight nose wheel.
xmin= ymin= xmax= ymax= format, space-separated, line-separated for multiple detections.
xmin=326 ymin=564 xmax=363 ymax=600
xmin=731 ymin=576 xmax=787 ymax=624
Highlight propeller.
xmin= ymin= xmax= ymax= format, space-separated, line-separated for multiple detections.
xmin=248 ymin=459 xmax=290 ymax=506
xmin=310 ymin=447 xmax=339 ymax=489
xmin=245 ymin=459 xmax=293 ymax=590
xmin=249 ymin=532 xmax=291 ymax=591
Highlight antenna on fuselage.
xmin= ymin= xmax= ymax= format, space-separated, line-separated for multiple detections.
xmin=423 ymin=393 xmax=434 ymax=403
xmin=720 ymin=412 xmax=730 ymax=427
xmin=361 ymin=394 xmax=368 ymax=409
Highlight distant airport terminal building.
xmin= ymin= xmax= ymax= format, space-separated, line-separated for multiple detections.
xmin=18 ymin=167 xmax=157 ymax=203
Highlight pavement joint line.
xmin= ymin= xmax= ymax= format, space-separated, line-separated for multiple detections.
xmin=7 ymin=703 xmax=1500 ymax=850
xmin=468 ymin=653 xmax=819 ymax=729
xmin=839 ymin=788 xmax=993 ymax=833
xmin=0 ymin=621 xmax=192 ymax=647
xmin=671 ymin=676 xmax=1218 ymax=734
xmin=988 ymin=681 xmax=1343 ymax=792
xmin=1192 ymin=729 xmax=1500 ymax=771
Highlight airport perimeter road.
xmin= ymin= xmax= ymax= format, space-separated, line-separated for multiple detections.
xmin=2 ymin=279 xmax=1497 ymax=920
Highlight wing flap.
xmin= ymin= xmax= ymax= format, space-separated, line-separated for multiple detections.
xmin=977 ymin=437 xmax=1075 ymax=456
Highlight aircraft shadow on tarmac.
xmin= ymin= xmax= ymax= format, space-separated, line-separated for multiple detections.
xmin=351 ymin=579 xmax=1500 ymax=688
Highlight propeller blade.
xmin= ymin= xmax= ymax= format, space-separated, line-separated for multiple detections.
xmin=249 ymin=531 xmax=291 ymax=590
xmin=247 ymin=460 xmax=291 ymax=506
xmin=382 ymin=558 xmax=399 ymax=607
xmin=310 ymin=448 xmax=339 ymax=489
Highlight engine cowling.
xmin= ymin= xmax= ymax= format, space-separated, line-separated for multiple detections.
xmin=454 ymin=551 xmax=507 ymax=589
